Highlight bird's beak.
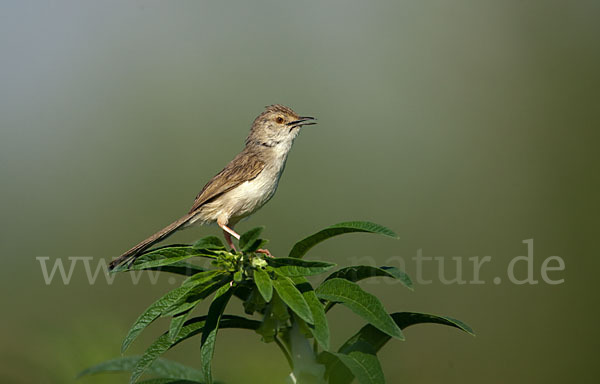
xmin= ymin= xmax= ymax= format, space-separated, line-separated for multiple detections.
xmin=287 ymin=116 xmax=317 ymax=127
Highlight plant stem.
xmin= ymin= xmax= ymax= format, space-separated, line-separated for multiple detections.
xmin=275 ymin=335 xmax=294 ymax=370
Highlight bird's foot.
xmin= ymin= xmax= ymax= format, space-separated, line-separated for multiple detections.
xmin=220 ymin=223 xmax=240 ymax=253
xmin=256 ymin=248 xmax=274 ymax=258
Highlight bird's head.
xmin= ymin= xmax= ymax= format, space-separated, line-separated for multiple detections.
xmin=246 ymin=104 xmax=316 ymax=149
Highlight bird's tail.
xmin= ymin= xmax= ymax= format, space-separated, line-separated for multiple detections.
xmin=108 ymin=212 xmax=196 ymax=270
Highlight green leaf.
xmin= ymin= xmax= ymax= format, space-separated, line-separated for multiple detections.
xmin=168 ymin=310 xmax=191 ymax=342
xmin=239 ymin=226 xmax=264 ymax=251
xmin=152 ymin=262 xmax=207 ymax=276
xmin=128 ymin=315 xmax=259 ymax=384
xmin=182 ymin=270 xmax=227 ymax=287
xmin=162 ymin=271 xmax=230 ymax=317
xmin=249 ymin=238 xmax=269 ymax=253
xmin=113 ymin=246 xmax=215 ymax=273
xmin=242 ymin=286 xmax=267 ymax=315
xmin=256 ymin=292 xmax=289 ymax=342
xmin=233 ymin=271 xmax=243 ymax=282
xmin=326 ymin=265 xmax=413 ymax=290
xmin=233 ymin=284 xmax=252 ymax=302
xmin=271 ymin=273 xmax=314 ymax=324
xmin=341 ymin=312 xmax=474 ymax=354
xmin=292 ymin=277 xmax=330 ymax=350
xmin=130 ymin=337 xmax=202 ymax=384
xmin=113 ymin=245 xmax=206 ymax=276
xmin=201 ymin=285 xmax=234 ymax=384
xmin=324 ymin=312 xmax=474 ymax=384
xmin=253 ymin=267 xmax=273 ymax=302
xmin=316 ymin=278 xmax=403 ymax=340
xmin=323 ymin=344 xmax=384 ymax=384
xmin=271 ymin=291 xmax=291 ymax=323
xmin=78 ymin=356 xmax=203 ymax=381
xmin=267 ymin=258 xmax=336 ymax=277
xmin=121 ymin=285 xmax=194 ymax=354
xmin=289 ymin=221 xmax=398 ymax=259
xmin=193 ymin=236 xmax=226 ymax=251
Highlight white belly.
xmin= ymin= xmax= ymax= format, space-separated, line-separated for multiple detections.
xmin=190 ymin=161 xmax=284 ymax=226
xmin=222 ymin=166 xmax=281 ymax=218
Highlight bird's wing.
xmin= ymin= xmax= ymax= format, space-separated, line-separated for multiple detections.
xmin=189 ymin=150 xmax=265 ymax=213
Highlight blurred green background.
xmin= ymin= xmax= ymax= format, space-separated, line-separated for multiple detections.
xmin=1 ymin=1 xmax=598 ymax=383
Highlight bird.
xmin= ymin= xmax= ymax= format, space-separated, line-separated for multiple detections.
xmin=108 ymin=104 xmax=316 ymax=270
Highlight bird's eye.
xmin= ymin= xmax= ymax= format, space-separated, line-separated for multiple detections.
xmin=276 ymin=116 xmax=284 ymax=124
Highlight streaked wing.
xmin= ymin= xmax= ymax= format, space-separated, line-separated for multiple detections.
xmin=188 ymin=149 xmax=265 ymax=213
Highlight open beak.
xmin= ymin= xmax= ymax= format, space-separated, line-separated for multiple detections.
xmin=287 ymin=116 xmax=317 ymax=127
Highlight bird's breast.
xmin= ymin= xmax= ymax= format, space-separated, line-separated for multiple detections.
xmin=190 ymin=150 xmax=291 ymax=226
xmin=220 ymin=159 xmax=286 ymax=221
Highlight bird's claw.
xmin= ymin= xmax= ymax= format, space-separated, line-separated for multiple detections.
xmin=256 ymin=248 xmax=274 ymax=258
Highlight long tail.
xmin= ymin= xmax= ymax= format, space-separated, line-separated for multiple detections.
xmin=109 ymin=212 xmax=196 ymax=270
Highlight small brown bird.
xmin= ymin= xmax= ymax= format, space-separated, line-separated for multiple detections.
xmin=109 ymin=104 xmax=315 ymax=270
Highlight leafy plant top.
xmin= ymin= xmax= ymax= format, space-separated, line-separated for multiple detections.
xmin=80 ymin=221 xmax=473 ymax=384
